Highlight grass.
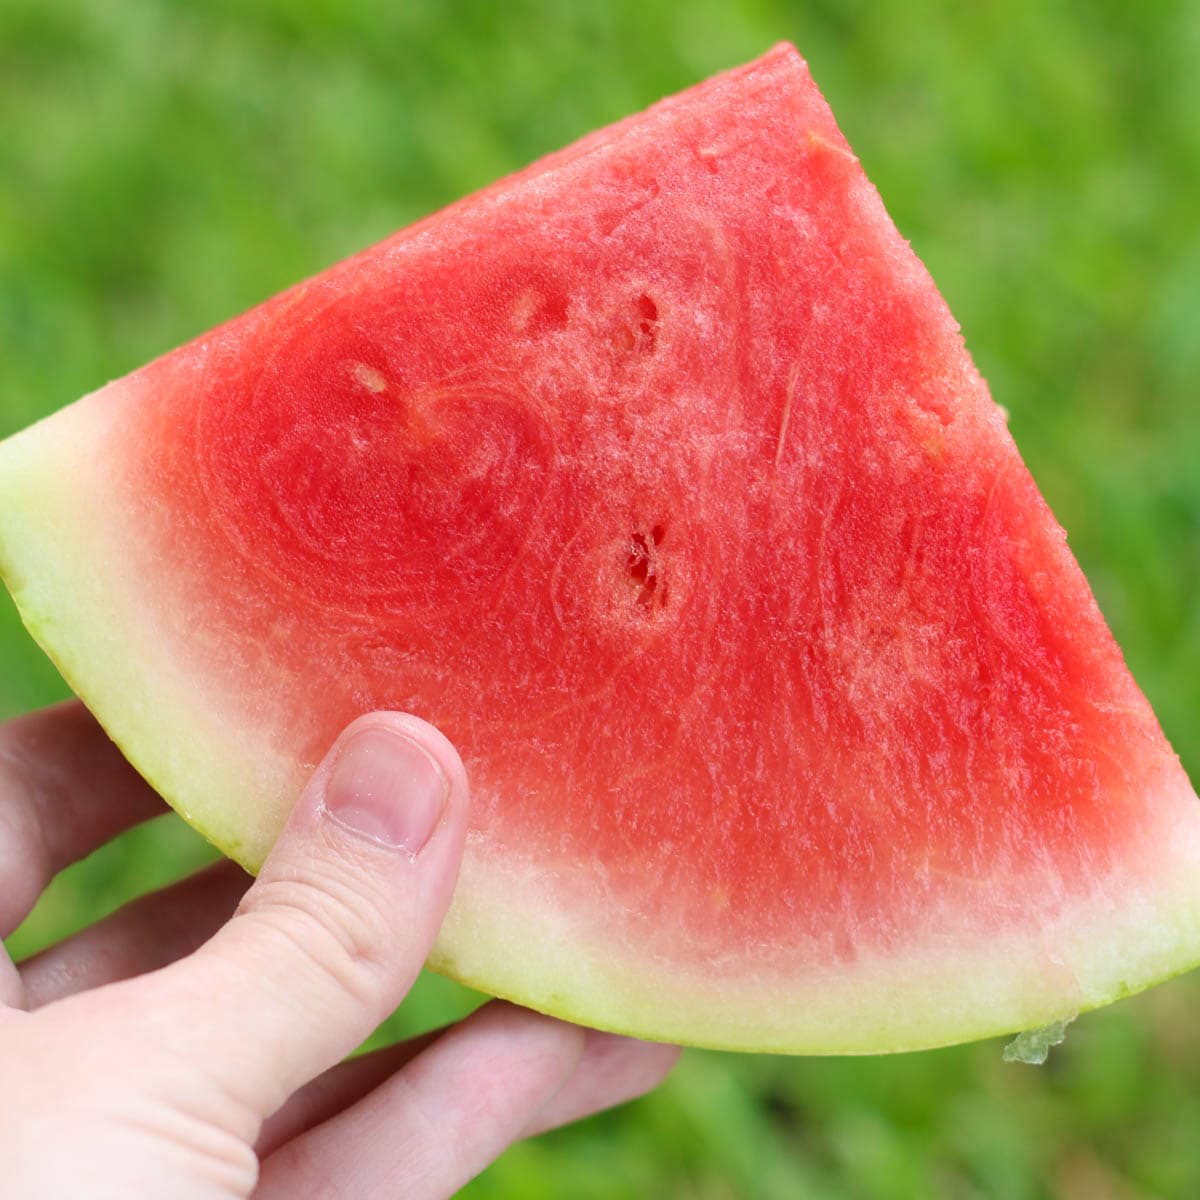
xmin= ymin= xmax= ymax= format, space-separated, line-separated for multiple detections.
xmin=1 ymin=1 xmax=1198 ymax=1195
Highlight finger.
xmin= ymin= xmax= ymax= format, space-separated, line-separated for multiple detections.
xmin=524 ymin=1030 xmax=681 ymax=1135
xmin=131 ymin=712 xmax=469 ymax=1125
xmin=256 ymin=1028 xmax=443 ymax=1158
xmin=18 ymin=860 xmax=250 ymax=1008
xmin=0 ymin=943 xmax=20 ymax=1010
xmin=0 ymin=701 xmax=165 ymax=935
xmin=255 ymin=1002 xmax=678 ymax=1158
xmin=255 ymin=1002 xmax=585 ymax=1200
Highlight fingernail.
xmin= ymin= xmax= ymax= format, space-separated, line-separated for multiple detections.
xmin=324 ymin=725 xmax=448 ymax=854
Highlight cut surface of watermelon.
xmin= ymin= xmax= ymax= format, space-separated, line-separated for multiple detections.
xmin=0 ymin=45 xmax=1197 ymax=1053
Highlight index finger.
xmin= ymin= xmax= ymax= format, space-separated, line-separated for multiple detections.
xmin=0 ymin=701 xmax=166 ymax=936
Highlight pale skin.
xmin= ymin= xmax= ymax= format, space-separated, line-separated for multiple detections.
xmin=0 ymin=703 xmax=679 ymax=1198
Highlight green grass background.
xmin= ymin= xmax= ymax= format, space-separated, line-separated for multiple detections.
xmin=2 ymin=1 xmax=1198 ymax=1195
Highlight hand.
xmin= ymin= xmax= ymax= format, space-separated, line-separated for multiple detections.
xmin=0 ymin=703 xmax=678 ymax=1198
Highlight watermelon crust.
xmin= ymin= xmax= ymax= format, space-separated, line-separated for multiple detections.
xmin=2 ymin=45 xmax=1199 ymax=1053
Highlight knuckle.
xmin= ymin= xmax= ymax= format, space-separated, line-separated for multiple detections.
xmin=242 ymin=864 xmax=397 ymax=1014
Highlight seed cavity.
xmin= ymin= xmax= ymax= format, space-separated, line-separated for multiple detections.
xmin=626 ymin=521 xmax=668 ymax=611
xmin=511 ymin=288 xmax=541 ymax=332
xmin=511 ymin=286 xmax=569 ymax=336
xmin=614 ymin=293 xmax=659 ymax=356
xmin=351 ymin=362 xmax=387 ymax=394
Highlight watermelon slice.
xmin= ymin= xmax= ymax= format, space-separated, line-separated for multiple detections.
xmin=0 ymin=44 xmax=1196 ymax=1054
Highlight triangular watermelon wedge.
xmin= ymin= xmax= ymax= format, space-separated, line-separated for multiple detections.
xmin=1 ymin=44 xmax=1197 ymax=1054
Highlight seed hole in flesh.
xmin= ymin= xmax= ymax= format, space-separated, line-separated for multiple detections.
xmin=626 ymin=523 xmax=668 ymax=612
xmin=614 ymin=293 xmax=659 ymax=357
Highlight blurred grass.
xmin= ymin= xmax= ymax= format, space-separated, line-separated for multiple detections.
xmin=1 ymin=1 xmax=1198 ymax=1196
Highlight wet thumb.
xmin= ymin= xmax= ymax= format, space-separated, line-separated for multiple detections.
xmin=145 ymin=712 xmax=469 ymax=1122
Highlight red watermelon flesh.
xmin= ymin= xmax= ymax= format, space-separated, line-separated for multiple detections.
xmin=0 ymin=44 xmax=1197 ymax=1053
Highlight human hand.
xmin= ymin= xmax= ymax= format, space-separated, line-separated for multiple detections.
xmin=0 ymin=703 xmax=678 ymax=1198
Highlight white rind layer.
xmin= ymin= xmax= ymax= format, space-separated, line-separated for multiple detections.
xmin=2 ymin=387 xmax=1200 ymax=1053
xmin=432 ymin=796 xmax=1200 ymax=1052
xmin=0 ymin=390 xmax=304 ymax=866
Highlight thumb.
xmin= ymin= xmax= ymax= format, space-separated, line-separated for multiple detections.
xmin=144 ymin=712 xmax=469 ymax=1122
